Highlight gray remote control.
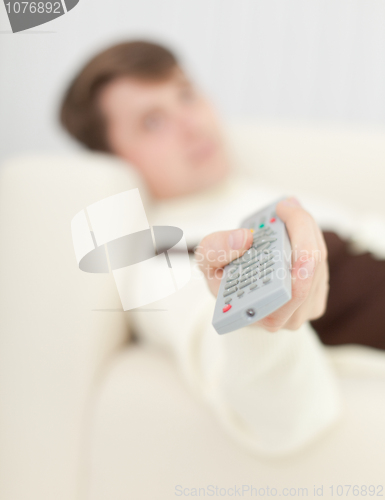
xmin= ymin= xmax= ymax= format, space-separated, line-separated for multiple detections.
xmin=212 ymin=198 xmax=292 ymax=335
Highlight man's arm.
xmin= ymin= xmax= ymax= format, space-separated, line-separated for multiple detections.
xmin=195 ymin=197 xmax=329 ymax=332
xmin=188 ymin=197 xmax=341 ymax=455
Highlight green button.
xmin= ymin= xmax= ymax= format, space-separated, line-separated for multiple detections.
xmin=259 ymin=223 xmax=265 ymax=228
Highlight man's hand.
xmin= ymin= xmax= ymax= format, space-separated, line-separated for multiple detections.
xmin=194 ymin=197 xmax=329 ymax=332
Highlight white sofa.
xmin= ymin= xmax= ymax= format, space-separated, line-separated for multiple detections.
xmin=0 ymin=122 xmax=385 ymax=500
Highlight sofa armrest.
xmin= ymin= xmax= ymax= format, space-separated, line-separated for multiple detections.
xmin=0 ymin=152 xmax=149 ymax=500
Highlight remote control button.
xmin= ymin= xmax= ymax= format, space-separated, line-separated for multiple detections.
xmin=241 ymin=264 xmax=253 ymax=273
xmin=254 ymin=230 xmax=272 ymax=239
xmin=243 ymin=263 xmax=258 ymax=275
xmin=263 ymin=276 xmax=272 ymax=284
xmin=262 ymin=237 xmax=277 ymax=243
xmin=256 ymin=242 xmax=271 ymax=253
xmin=223 ymin=304 xmax=232 ymax=313
xmin=260 ymin=254 xmax=273 ymax=264
xmin=261 ymin=260 xmax=274 ymax=270
xmin=228 ymin=266 xmax=238 ymax=275
xmin=270 ymin=217 xmax=276 ymax=223
xmin=239 ymin=279 xmax=252 ymax=289
xmin=227 ymin=272 xmax=239 ymax=281
xmin=223 ymin=286 xmax=238 ymax=297
xmin=241 ymin=251 xmax=253 ymax=263
xmin=243 ymin=247 xmax=258 ymax=261
xmin=255 ymin=249 xmax=267 ymax=259
xmin=242 ymin=260 xmax=258 ymax=272
xmin=225 ymin=279 xmax=239 ymax=289
xmin=237 ymin=290 xmax=245 ymax=297
xmin=250 ymin=283 xmax=258 ymax=290
xmin=253 ymin=241 xmax=269 ymax=250
xmin=240 ymin=273 xmax=251 ymax=282
xmin=260 ymin=268 xmax=273 ymax=278
xmin=224 ymin=298 xmax=232 ymax=304
xmin=242 ymin=255 xmax=259 ymax=268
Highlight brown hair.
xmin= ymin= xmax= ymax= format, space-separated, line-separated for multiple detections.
xmin=59 ymin=40 xmax=179 ymax=152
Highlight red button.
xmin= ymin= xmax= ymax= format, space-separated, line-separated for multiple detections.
xmin=223 ymin=304 xmax=232 ymax=313
xmin=270 ymin=217 xmax=276 ymax=223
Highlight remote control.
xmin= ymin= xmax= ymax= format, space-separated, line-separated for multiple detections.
xmin=212 ymin=198 xmax=292 ymax=335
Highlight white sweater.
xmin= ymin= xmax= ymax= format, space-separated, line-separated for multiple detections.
xmin=129 ymin=170 xmax=384 ymax=457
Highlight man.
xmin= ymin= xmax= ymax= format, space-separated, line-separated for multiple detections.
xmin=59 ymin=40 xmax=384 ymax=455
xmin=60 ymin=40 xmax=328 ymax=333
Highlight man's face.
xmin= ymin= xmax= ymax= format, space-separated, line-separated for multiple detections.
xmin=97 ymin=68 xmax=230 ymax=199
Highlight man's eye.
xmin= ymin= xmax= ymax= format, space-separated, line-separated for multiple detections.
xmin=143 ymin=114 xmax=164 ymax=131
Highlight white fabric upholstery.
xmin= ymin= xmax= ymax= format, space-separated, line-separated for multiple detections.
xmin=0 ymin=122 xmax=384 ymax=500
xmin=86 ymin=344 xmax=385 ymax=500
xmin=0 ymin=152 xmax=149 ymax=500
xmin=226 ymin=121 xmax=385 ymax=219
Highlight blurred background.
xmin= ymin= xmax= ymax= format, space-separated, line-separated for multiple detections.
xmin=1 ymin=0 xmax=385 ymax=164
xmin=1 ymin=3 xmax=385 ymax=500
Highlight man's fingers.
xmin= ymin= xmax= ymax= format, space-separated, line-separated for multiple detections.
xmin=196 ymin=197 xmax=329 ymax=315
xmin=259 ymin=246 xmax=328 ymax=332
xmin=258 ymin=258 xmax=316 ymax=331
xmin=195 ymin=228 xmax=253 ymax=273
xmin=276 ymin=197 xmax=321 ymax=271
xmin=256 ymin=197 xmax=321 ymax=331
xmin=276 ymin=197 xmax=320 ymax=310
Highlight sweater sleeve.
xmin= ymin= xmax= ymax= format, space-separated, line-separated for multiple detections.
xmin=187 ymin=295 xmax=342 ymax=456
xmin=131 ymin=262 xmax=342 ymax=457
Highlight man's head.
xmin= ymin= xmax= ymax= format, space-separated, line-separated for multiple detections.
xmin=60 ymin=40 xmax=230 ymax=199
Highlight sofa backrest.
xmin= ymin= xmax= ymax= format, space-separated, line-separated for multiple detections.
xmin=225 ymin=121 xmax=385 ymax=218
